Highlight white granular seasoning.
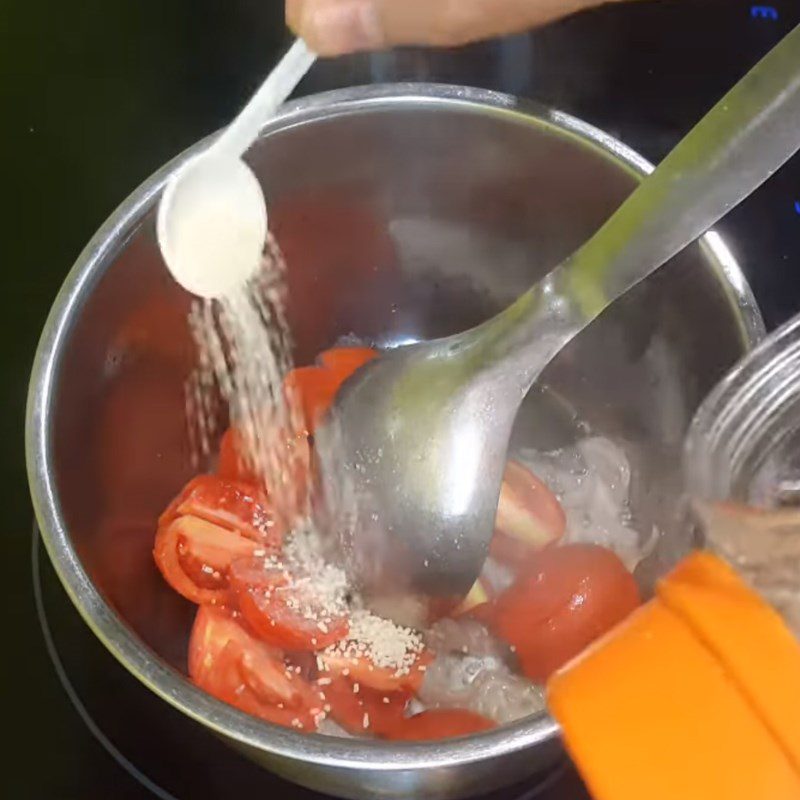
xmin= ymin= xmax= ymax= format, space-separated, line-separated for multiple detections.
xmin=280 ymin=526 xmax=351 ymax=618
xmin=265 ymin=524 xmax=427 ymax=671
xmin=324 ymin=609 xmax=424 ymax=672
xmin=187 ymin=235 xmax=308 ymax=526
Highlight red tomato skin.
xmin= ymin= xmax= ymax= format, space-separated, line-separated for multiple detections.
xmin=319 ymin=649 xmax=433 ymax=694
xmin=161 ymin=475 xmax=284 ymax=549
xmin=221 ymin=685 xmax=317 ymax=731
xmin=317 ymin=347 xmax=378 ymax=381
xmin=490 ymin=460 xmax=566 ymax=564
xmin=188 ymin=607 xmax=309 ymax=710
xmin=217 ymin=428 xmax=260 ymax=484
xmin=491 ymin=544 xmax=641 ymax=682
xmin=383 ymin=709 xmax=496 ymax=741
xmin=320 ymin=676 xmax=409 ymax=736
xmin=153 ymin=515 xmax=261 ymax=605
xmin=229 ymin=559 xmax=349 ymax=651
xmin=284 ymin=348 xmax=379 ymax=435
xmin=284 ymin=367 xmax=340 ymax=434
xmin=188 ymin=607 xmax=323 ymax=731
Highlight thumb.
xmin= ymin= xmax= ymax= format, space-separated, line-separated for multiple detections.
xmin=288 ymin=0 xmax=607 ymax=56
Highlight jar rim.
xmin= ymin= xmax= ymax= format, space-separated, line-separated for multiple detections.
xmin=685 ymin=313 xmax=800 ymax=502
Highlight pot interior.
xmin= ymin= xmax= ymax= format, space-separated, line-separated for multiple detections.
xmin=45 ymin=87 xmax=759 ymax=701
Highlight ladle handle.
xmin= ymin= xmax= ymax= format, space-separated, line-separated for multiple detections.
xmin=211 ymin=39 xmax=316 ymax=160
xmin=474 ymin=23 xmax=800 ymax=387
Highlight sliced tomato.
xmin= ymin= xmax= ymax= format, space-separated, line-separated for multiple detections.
xmin=283 ymin=366 xmax=340 ymax=435
xmin=153 ymin=515 xmax=261 ymax=605
xmin=229 ymin=558 xmax=349 ymax=651
xmin=188 ymin=606 xmax=305 ymax=707
xmin=383 ymin=709 xmax=496 ymax=741
xmin=221 ymin=682 xmax=318 ymax=731
xmin=217 ymin=427 xmax=260 ymax=484
xmin=490 ymin=460 xmax=566 ymax=564
xmin=160 ymin=475 xmax=284 ymax=550
xmin=317 ymin=347 xmax=378 ymax=382
xmin=319 ymin=675 xmax=409 ymax=736
xmin=284 ymin=347 xmax=380 ymax=435
xmin=491 ymin=544 xmax=641 ymax=682
xmin=318 ymin=649 xmax=433 ymax=693
xmin=264 ymin=426 xmax=314 ymax=522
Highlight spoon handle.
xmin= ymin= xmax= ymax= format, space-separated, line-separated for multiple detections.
xmin=212 ymin=39 xmax=316 ymax=160
xmin=474 ymin=23 xmax=800 ymax=387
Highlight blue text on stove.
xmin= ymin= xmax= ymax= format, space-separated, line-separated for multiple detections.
xmin=750 ymin=6 xmax=779 ymax=20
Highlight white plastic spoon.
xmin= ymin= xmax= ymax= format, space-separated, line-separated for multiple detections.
xmin=157 ymin=39 xmax=315 ymax=299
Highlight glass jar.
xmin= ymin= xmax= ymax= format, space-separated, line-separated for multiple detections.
xmin=684 ymin=312 xmax=800 ymax=637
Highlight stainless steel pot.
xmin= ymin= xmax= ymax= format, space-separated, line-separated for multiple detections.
xmin=26 ymin=84 xmax=764 ymax=800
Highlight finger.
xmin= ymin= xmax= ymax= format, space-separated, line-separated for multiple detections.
xmin=287 ymin=0 xmax=385 ymax=55
xmin=288 ymin=0 xmax=609 ymax=56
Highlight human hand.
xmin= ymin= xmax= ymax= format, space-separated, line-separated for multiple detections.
xmin=287 ymin=0 xmax=622 ymax=56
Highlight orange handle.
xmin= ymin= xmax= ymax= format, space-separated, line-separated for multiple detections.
xmin=547 ymin=552 xmax=800 ymax=800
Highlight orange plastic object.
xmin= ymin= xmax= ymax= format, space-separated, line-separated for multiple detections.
xmin=658 ymin=552 xmax=800 ymax=774
xmin=548 ymin=599 xmax=800 ymax=800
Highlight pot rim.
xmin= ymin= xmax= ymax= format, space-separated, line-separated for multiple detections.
xmin=25 ymin=82 xmax=763 ymax=771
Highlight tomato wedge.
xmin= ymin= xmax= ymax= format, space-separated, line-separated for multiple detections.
xmin=153 ymin=514 xmax=261 ymax=605
xmin=284 ymin=367 xmax=341 ymax=435
xmin=490 ymin=460 xmax=566 ymax=564
xmin=188 ymin=606 xmax=307 ymax=708
xmin=317 ymin=347 xmax=378 ymax=381
xmin=383 ymin=709 xmax=496 ymax=741
xmin=318 ymin=649 xmax=432 ymax=693
xmin=319 ymin=676 xmax=409 ymax=736
xmin=222 ymin=682 xmax=318 ymax=731
xmin=491 ymin=544 xmax=641 ymax=682
xmin=284 ymin=346 xmax=379 ymax=435
xmin=217 ymin=427 xmax=260 ymax=485
xmin=229 ymin=558 xmax=349 ymax=651
xmin=160 ymin=475 xmax=284 ymax=549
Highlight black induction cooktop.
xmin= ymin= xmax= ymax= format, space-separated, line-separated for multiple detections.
xmin=6 ymin=1 xmax=800 ymax=797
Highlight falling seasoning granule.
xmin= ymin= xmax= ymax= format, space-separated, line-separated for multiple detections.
xmin=362 ymin=713 xmax=370 ymax=730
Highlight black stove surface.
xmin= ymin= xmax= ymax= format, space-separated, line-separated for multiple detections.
xmin=5 ymin=1 xmax=800 ymax=797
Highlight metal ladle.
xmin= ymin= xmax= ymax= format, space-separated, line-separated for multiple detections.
xmin=320 ymin=23 xmax=800 ymax=614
